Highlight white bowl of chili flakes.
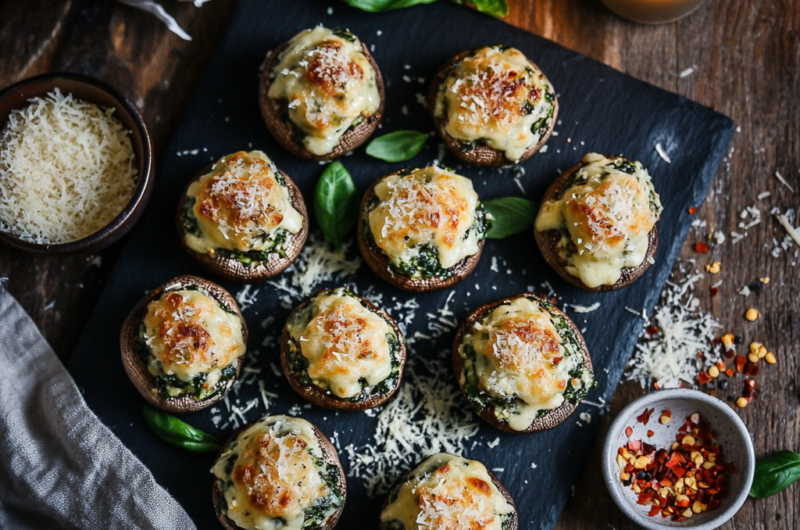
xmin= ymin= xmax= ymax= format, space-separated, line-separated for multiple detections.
xmin=602 ymin=389 xmax=755 ymax=529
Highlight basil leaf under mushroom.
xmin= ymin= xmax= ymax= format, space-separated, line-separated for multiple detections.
xmin=484 ymin=197 xmax=539 ymax=239
xmin=750 ymin=450 xmax=800 ymax=499
xmin=365 ymin=131 xmax=429 ymax=162
xmin=314 ymin=162 xmax=360 ymax=251
xmin=142 ymin=404 xmax=221 ymax=453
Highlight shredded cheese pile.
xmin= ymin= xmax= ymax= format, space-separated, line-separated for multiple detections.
xmin=0 ymin=88 xmax=137 ymax=243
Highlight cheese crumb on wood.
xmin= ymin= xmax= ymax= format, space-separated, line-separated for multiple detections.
xmin=0 ymin=88 xmax=137 ymax=243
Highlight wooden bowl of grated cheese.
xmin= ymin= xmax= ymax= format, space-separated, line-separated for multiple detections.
xmin=0 ymin=73 xmax=154 ymax=254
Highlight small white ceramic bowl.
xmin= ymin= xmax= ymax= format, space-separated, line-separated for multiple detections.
xmin=602 ymin=389 xmax=754 ymax=529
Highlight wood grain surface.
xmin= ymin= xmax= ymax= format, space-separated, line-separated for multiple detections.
xmin=0 ymin=1 xmax=797 ymax=528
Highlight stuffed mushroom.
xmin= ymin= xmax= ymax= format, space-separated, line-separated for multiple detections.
xmin=281 ymin=288 xmax=406 ymax=411
xmin=453 ymin=293 xmax=594 ymax=433
xmin=429 ymin=45 xmax=557 ymax=167
xmin=534 ymin=153 xmax=663 ymax=291
xmin=260 ymin=26 xmax=385 ymax=160
xmin=120 ymin=275 xmax=248 ymax=413
xmin=212 ymin=415 xmax=345 ymax=530
xmin=177 ymin=151 xmax=308 ymax=282
xmin=358 ymin=166 xmax=487 ymax=292
xmin=380 ymin=453 xmax=517 ymax=530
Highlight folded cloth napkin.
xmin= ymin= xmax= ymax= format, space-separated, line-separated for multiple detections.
xmin=0 ymin=287 xmax=196 ymax=530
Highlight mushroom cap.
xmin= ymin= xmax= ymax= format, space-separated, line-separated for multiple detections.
xmin=259 ymin=38 xmax=385 ymax=160
xmin=451 ymin=292 xmax=593 ymax=434
xmin=534 ymin=159 xmax=659 ymax=292
xmin=120 ymin=275 xmax=248 ymax=413
xmin=357 ymin=170 xmax=484 ymax=292
xmin=212 ymin=418 xmax=346 ymax=530
xmin=428 ymin=48 xmax=558 ymax=167
xmin=280 ymin=288 xmax=407 ymax=411
xmin=176 ymin=164 xmax=309 ymax=283
xmin=378 ymin=455 xmax=519 ymax=530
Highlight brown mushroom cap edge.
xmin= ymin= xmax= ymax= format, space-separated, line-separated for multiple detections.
xmin=212 ymin=419 xmax=346 ymax=530
xmin=259 ymin=37 xmax=385 ymax=161
xmin=377 ymin=454 xmax=519 ymax=530
xmin=120 ymin=274 xmax=249 ymax=414
xmin=280 ymin=288 xmax=407 ymax=411
xmin=427 ymin=48 xmax=558 ymax=168
xmin=176 ymin=163 xmax=309 ymax=283
xmin=357 ymin=170 xmax=484 ymax=292
xmin=451 ymin=292 xmax=593 ymax=434
xmin=533 ymin=159 xmax=659 ymax=292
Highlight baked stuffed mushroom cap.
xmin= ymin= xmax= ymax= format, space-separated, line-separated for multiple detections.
xmin=281 ymin=287 xmax=406 ymax=411
xmin=379 ymin=453 xmax=518 ymax=530
xmin=120 ymin=275 xmax=248 ymax=413
xmin=452 ymin=292 xmax=594 ymax=434
xmin=176 ymin=151 xmax=309 ymax=283
xmin=428 ymin=45 xmax=558 ymax=167
xmin=357 ymin=166 xmax=487 ymax=292
xmin=259 ymin=26 xmax=385 ymax=160
xmin=534 ymin=153 xmax=663 ymax=292
xmin=212 ymin=415 xmax=346 ymax=530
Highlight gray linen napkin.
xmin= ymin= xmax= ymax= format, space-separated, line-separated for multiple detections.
xmin=0 ymin=287 xmax=196 ymax=530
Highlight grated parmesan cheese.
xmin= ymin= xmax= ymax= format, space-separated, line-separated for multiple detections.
xmin=0 ymin=88 xmax=137 ymax=243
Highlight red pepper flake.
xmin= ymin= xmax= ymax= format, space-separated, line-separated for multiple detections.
xmin=647 ymin=430 xmax=654 ymax=437
xmin=637 ymin=408 xmax=654 ymax=425
xmin=744 ymin=362 xmax=761 ymax=377
xmin=709 ymin=388 xmax=718 ymax=396
xmin=688 ymin=207 xmax=698 ymax=215
xmin=654 ymin=382 xmax=660 ymax=390
xmin=735 ymin=356 xmax=747 ymax=373
xmin=694 ymin=242 xmax=710 ymax=253
xmin=646 ymin=325 xmax=660 ymax=337
xmin=697 ymin=371 xmax=712 ymax=384
xmin=724 ymin=348 xmax=735 ymax=359
xmin=552 ymin=356 xmax=563 ymax=365
xmin=616 ymin=413 xmax=733 ymax=521
xmin=710 ymin=286 xmax=719 ymax=297
xmin=715 ymin=360 xmax=726 ymax=371
xmin=745 ymin=379 xmax=757 ymax=390
xmin=625 ymin=426 xmax=633 ymax=438
xmin=725 ymin=368 xmax=734 ymax=377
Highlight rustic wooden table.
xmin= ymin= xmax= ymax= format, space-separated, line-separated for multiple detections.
xmin=1 ymin=0 xmax=797 ymax=528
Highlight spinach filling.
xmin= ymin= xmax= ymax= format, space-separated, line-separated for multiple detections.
xmin=458 ymin=297 xmax=595 ymax=424
xmin=365 ymin=199 xmax=488 ymax=280
xmin=286 ymin=289 xmax=402 ymax=402
xmin=180 ymin=192 xmax=292 ymax=268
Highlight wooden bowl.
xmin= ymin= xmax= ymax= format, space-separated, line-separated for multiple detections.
xmin=428 ymin=49 xmax=558 ymax=167
xmin=357 ymin=170 xmax=484 ymax=292
xmin=259 ymin=38 xmax=385 ymax=160
xmin=451 ymin=292 xmax=593 ymax=434
xmin=280 ymin=289 xmax=407 ymax=411
xmin=378 ymin=455 xmax=518 ymax=530
xmin=0 ymin=73 xmax=154 ymax=254
xmin=212 ymin=418 xmax=346 ymax=530
xmin=534 ymin=160 xmax=659 ymax=292
xmin=176 ymin=163 xmax=309 ymax=283
xmin=120 ymin=275 xmax=248 ymax=413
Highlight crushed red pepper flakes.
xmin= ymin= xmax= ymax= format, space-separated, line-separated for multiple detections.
xmin=694 ymin=242 xmax=710 ymax=253
xmin=697 ymin=371 xmax=712 ymax=385
xmin=735 ymin=356 xmax=747 ymax=373
xmin=710 ymin=286 xmax=719 ymax=297
xmin=637 ymin=408 xmax=655 ymax=425
xmin=616 ymin=413 xmax=734 ymax=522
xmin=647 ymin=430 xmax=655 ymax=437
xmin=725 ymin=369 xmax=734 ymax=377
xmin=626 ymin=426 xmax=633 ymax=438
xmin=688 ymin=207 xmax=698 ymax=215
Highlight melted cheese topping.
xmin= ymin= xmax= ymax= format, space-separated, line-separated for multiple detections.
xmin=286 ymin=289 xmax=394 ymax=399
xmin=434 ymin=46 xmax=555 ymax=163
xmin=142 ymin=289 xmax=245 ymax=389
xmin=184 ymin=151 xmax=303 ymax=254
xmin=268 ymin=27 xmax=381 ymax=156
xmin=535 ymin=153 xmax=663 ymax=288
xmin=368 ymin=167 xmax=481 ymax=270
xmin=380 ymin=453 xmax=514 ymax=530
xmin=211 ymin=416 xmax=333 ymax=530
xmin=466 ymin=298 xmax=576 ymax=431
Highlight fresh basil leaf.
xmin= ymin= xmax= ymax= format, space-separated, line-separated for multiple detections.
xmin=750 ymin=450 xmax=800 ymax=499
xmin=341 ymin=0 xmax=438 ymax=12
xmin=366 ymin=131 xmax=429 ymax=163
xmin=314 ymin=162 xmax=360 ymax=251
xmin=142 ymin=404 xmax=221 ymax=453
xmin=450 ymin=0 xmax=508 ymax=17
xmin=484 ymin=197 xmax=539 ymax=239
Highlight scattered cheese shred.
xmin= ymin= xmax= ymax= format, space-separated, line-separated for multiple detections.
xmin=0 ymin=88 xmax=137 ymax=243
xmin=776 ymin=214 xmax=800 ymax=248
xmin=655 ymin=143 xmax=671 ymax=164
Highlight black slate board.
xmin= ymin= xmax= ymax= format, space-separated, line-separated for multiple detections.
xmin=68 ymin=1 xmax=733 ymax=529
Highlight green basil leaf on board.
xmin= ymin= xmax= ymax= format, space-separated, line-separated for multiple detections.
xmin=142 ymin=404 xmax=221 ymax=453
xmin=340 ymin=0 xmax=438 ymax=12
xmin=483 ymin=197 xmax=539 ymax=239
xmin=365 ymin=131 xmax=429 ymax=162
xmin=452 ymin=0 xmax=509 ymax=17
xmin=314 ymin=162 xmax=360 ymax=251
xmin=750 ymin=450 xmax=800 ymax=499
